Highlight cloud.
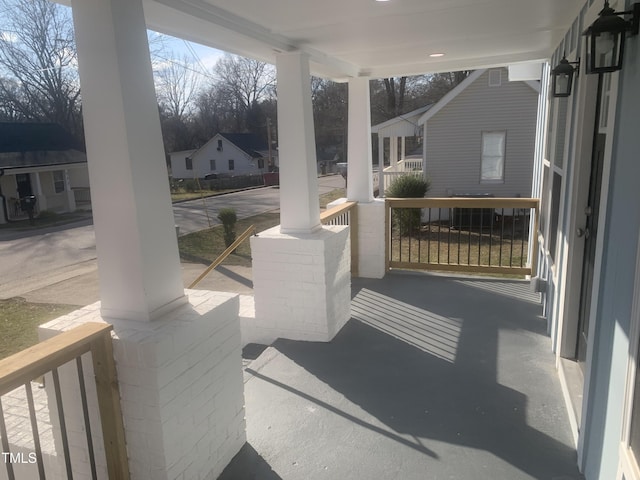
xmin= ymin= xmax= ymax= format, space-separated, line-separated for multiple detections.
xmin=0 ymin=31 xmax=18 ymax=43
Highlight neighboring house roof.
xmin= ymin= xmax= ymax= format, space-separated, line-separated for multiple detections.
xmin=417 ymin=68 xmax=539 ymax=125
xmin=218 ymin=133 xmax=269 ymax=158
xmin=371 ymin=105 xmax=434 ymax=134
xmin=0 ymin=123 xmax=86 ymax=169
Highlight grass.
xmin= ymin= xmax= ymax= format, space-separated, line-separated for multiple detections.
xmin=320 ymin=188 xmax=346 ymax=208
xmin=178 ymin=212 xmax=281 ymax=266
xmin=0 ymin=297 xmax=77 ymax=359
xmin=171 ymin=189 xmax=238 ymax=203
xmin=389 ymin=218 xmax=530 ymax=278
xmin=178 ymin=187 xmax=347 ymax=265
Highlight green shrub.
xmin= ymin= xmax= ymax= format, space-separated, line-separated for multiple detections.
xmin=386 ymin=175 xmax=431 ymax=235
xmin=217 ymin=208 xmax=237 ymax=247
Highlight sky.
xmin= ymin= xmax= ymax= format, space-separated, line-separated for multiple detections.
xmin=150 ymin=31 xmax=226 ymax=79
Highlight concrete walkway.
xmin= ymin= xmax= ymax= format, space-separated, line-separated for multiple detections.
xmin=221 ymin=273 xmax=583 ymax=480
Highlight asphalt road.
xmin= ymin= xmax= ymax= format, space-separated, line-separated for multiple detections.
xmin=0 ymin=175 xmax=346 ymax=300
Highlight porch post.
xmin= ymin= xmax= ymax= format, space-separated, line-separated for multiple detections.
xmin=64 ymin=169 xmax=76 ymax=212
xmin=347 ymin=76 xmax=374 ymax=203
xmin=250 ymin=51 xmax=351 ymax=342
xmin=401 ymin=136 xmax=406 ymax=161
xmin=390 ymin=136 xmax=398 ymax=169
xmin=58 ymin=0 xmax=246 ymax=478
xmin=275 ymin=51 xmax=321 ymax=233
xmin=71 ymin=0 xmax=186 ymax=321
xmin=378 ymin=134 xmax=385 ymax=196
xmin=329 ymin=77 xmax=386 ymax=279
xmin=32 ymin=172 xmax=47 ymax=211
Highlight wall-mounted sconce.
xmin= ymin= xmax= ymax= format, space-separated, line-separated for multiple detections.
xmin=583 ymin=1 xmax=639 ymax=73
xmin=551 ymin=56 xmax=580 ymax=97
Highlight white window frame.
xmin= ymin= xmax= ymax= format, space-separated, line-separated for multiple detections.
xmin=480 ymin=131 xmax=506 ymax=183
xmin=210 ymin=159 xmax=216 ymax=171
xmin=53 ymin=170 xmax=65 ymax=194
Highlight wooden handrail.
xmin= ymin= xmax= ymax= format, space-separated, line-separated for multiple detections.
xmin=320 ymin=201 xmax=357 ymax=224
xmin=0 ymin=322 xmax=130 ymax=479
xmin=386 ymin=197 xmax=540 ymax=209
xmin=0 ymin=322 xmax=113 ymax=396
xmin=188 ymin=224 xmax=256 ymax=289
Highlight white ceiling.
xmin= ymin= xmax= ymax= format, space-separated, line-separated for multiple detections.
xmin=144 ymin=0 xmax=585 ymax=80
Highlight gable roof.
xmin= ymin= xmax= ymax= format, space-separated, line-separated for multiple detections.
xmin=189 ymin=132 xmax=270 ymax=160
xmin=417 ymin=68 xmax=539 ymax=125
xmin=219 ymin=133 xmax=269 ymax=157
xmin=371 ymin=105 xmax=434 ymax=135
xmin=0 ymin=123 xmax=81 ymax=153
xmin=0 ymin=123 xmax=87 ymax=170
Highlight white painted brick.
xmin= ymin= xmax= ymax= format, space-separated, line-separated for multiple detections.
xmin=35 ymin=290 xmax=245 ymax=480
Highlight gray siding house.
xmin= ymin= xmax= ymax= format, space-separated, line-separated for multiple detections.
xmin=418 ymin=68 xmax=540 ymax=200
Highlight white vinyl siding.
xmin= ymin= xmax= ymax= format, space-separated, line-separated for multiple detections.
xmin=481 ymin=132 xmax=505 ymax=182
xmin=424 ymin=68 xmax=537 ymax=198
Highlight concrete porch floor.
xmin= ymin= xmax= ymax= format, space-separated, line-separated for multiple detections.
xmin=221 ymin=272 xmax=583 ymax=480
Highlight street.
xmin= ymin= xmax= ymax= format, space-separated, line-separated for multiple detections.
xmin=0 ymin=175 xmax=345 ymax=300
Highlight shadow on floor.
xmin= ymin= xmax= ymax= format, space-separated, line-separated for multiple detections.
xmin=221 ymin=273 xmax=583 ymax=480
xmin=218 ymin=443 xmax=283 ymax=480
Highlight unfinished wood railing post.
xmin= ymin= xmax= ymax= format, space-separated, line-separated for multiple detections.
xmin=91 ymin=332 xmax=130 ymax=480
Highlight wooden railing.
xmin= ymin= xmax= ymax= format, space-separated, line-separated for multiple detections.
xmin=0 ymin=323 xmax=129 ymax=480
xmin=320 ymin=201 xmax=359 ymax=276
xmin=385 ymin=197 xmax=539 ymax=276
xmin=188 ymin=225 xmax=257 ymax=289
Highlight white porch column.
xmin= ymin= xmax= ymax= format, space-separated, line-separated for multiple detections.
xmin=250 ymin=52 xmax=350 ymax=342
xmin=32 ymin=172 xmax=47 ymax=211
xmin=347 ymin=77 xmax=374 ymax=203
xmin=328 ymin=77 xmax=386 ymax=279
xmin=63 ymin=169 xmax=76 ymax=212
xmin=275 ymin=52 xmax=321 ymax=233
xmin=390 ymin=136 xmax=398 ymax=169
xmin=71 ymin=0 xmax=185 ymax=321
xmin=378 ymin=134 xmax=385 ymax=196
xmin=401 ymin=136 xmax=406 ymax=161
xmin=62 ymin=1 xmax=246 ymax=479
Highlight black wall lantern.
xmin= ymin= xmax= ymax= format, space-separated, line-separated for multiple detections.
xmin=584 ymin=1 xmax=640 ymax=74
xmin=551 ymin=56 xmax=580 ymax=97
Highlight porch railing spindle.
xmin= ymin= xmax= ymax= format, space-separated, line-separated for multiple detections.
xmin=0 ymin=398 xmax=16 ymax=480
xmin=25 ymin=382 xmax=46 ymax=479
xmin=52 ymin=368 xmax=74 ymax=480
xmin=76 ymin=357 xmax=98 ymax=480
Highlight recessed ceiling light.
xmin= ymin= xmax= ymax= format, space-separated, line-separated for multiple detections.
xmin=375 ymin=0 xmax=391 ymax=2
xmin=429 ymin=53 xmax=445 ymax=58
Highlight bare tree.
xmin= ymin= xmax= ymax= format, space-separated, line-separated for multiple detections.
xmin=154 ymin=54 xmax=201 ymax=119
xmin=0 ymin=0 xmax=82 ymax=140
xmin=214 ymin=53 xmax=275 ymax=113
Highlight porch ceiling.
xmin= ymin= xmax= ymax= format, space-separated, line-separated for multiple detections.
xmin=141 ymin=0 xmax=585 ymax=79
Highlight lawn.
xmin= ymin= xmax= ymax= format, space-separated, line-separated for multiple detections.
xmin=178 ymin=187 xmax=347 ymax=265
xmin=0 ymin=298 xmax=76 ymax=359
xmin=389 ymin=219 xmax=530 ymax=277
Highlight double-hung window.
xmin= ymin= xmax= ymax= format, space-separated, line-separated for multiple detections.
xmin=481 ymin=131 xmax=506 ymax=183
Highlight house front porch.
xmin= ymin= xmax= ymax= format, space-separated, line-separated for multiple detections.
xmin=222 ymin=272 xmax=582 ymax=480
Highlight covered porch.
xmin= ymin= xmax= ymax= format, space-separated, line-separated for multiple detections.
xmin=0 ymin=0 xmax=595 ymax=478
xmin=223 ymin=273 xmax=581 ymax=480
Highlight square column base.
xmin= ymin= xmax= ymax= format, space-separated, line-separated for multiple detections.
xmin=250 ymin=225 xmax=351 ymax=343
xmin=328 ymin=198 xmax=387 ymax=279
xmin=38 ymin=290 xmax=245 ymax=480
